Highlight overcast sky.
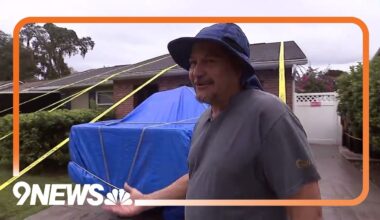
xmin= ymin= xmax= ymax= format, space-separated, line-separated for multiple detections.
xmin=0 ymin=0 xmax=379 ymax=72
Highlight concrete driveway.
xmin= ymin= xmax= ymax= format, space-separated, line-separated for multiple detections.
xmin=26 ymin=144 xmax=380 ymax=220
xmin=313 ymin=144 xmax=380 ymax=220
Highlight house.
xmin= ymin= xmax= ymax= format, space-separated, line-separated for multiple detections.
xmin=374 ymin=48 xmax=380 ymax=59
xmin=29 ymin=65 xmax=130 ymax=110
xmin=112 ymin=41 xmax=307 ymax=118
xmin=1 ymin=41 xmax=307 ymax=119
xmin=0 ymin=80 xmax=61 ymax=116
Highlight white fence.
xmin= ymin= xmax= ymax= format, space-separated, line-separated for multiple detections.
xmin=293 ymin=92 xmax=342 ymax=145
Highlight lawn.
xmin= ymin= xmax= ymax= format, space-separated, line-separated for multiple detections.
xmin=0 ymin=162 xmax=72 ymax=220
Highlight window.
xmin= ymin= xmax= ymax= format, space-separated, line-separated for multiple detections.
xmin=96 ymin=91 xmax=113 ymax=105
xmin=133 ymin=84 xmax=158 ymax=107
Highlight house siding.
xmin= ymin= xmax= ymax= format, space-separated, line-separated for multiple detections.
xmin=114 ymin=75 xmax=189 ymax=118
xmin=255 ymin=67 xmax=293 ymax=109
xmin=70 ymin=92 xmax=89 ymax=109
xmin=113 ymin=69 xmax=293 ymax=119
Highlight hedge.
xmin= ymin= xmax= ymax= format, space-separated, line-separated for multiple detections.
xmin=337 ymin=57 xmax=380 ymax=154
xmin=0 ymin=109 xmax=114 ymax=170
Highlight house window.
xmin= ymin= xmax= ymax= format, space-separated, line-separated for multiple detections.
xmin=133 ymin=84 xmax=158 ymax=107
xmin=96 ymin=91 xmax=113 ymax=105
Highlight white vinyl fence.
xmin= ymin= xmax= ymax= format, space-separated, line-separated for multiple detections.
xmin=293 ymin=92 xmax=342 ymax=145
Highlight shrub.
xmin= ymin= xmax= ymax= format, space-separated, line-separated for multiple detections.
xmin=0 ymin=109 xmax=114 ymax=170
xmin=370 ymin=57 xmax=380 ymax=152
xmin=337 ymin=57 xmax=380 ymax=153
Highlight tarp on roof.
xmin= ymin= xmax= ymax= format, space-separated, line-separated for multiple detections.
xmin=68 ymin=86 xmax=207 ymax=219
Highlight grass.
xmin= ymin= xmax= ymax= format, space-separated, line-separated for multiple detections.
xmin=0 ymin=162 xmax=71 ymax=220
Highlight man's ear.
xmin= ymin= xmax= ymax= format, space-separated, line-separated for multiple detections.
xmin=230 ymin=56 xmax=244 ymax=77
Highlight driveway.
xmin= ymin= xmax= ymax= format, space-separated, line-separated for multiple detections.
xmin=313 ymin=144 xmax=380 ymax=219
xmin=26 ymin=144 xmax=380 ymax=220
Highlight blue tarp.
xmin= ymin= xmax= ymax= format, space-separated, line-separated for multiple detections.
xmin=68 ymin=86 xmax=207 ymax=219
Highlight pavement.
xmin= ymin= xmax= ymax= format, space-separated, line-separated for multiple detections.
xmin=25 ymin=144 xmax=380 ymax=220
xmin=314 ymin=144 xmax=380 ymax=220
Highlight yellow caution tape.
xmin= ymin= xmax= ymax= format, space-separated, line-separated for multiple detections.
xmin=0 ymin=64 xmax=177 ymax=191
xmin=0 ymin=56 xmax=170 ymax=141
xmin=279 ymin=41 xmax=286 ymax=103
xmin=0 ymin=65 xmax=128 ymax=115
xmin=50 ymin=56 xmax=171 ymax=111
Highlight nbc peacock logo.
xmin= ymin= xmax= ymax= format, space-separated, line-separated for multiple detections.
xmin=104 ymin=188 xmax=133 ymax=206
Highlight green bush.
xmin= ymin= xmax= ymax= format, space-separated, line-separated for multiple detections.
xmin=0 ymin=109 xmax=114 ymax=170
xmin=336 ymin=63 xmax=363 ymax=137
xmin=370 ymin=57 xmax=380 ymax=152
xmin=337 ymin=57 xmax=380 ymax=153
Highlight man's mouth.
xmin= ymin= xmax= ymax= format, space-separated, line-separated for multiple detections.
xmin=194 ymin=81 xmax=213 ymax=89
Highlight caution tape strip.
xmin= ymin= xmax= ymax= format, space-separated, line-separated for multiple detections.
xmin=0 ymin=65 xmax=129 ymax=115
xmin=0 ymin=64 xmax=177 ymax=191
xmin=279 ymin=41 xmax=286 ymax=103
xmin=0 ymin=55 xmax=171 ymax=141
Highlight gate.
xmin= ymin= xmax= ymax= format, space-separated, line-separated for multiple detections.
xmin=293 ymin=92 xmax=342 ymax=145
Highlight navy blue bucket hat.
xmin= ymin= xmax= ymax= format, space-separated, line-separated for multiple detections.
xmin=167 ymin=23 xmax=263 ymax=90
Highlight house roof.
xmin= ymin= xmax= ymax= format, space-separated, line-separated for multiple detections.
xmin=28 ymin=65 xmax=130 ymax=91
xmin=374 ymin=48 xmax=380 ymax=59
xmin=250 ymin=41 xmax=307 ymax=69
xmin=0 ymin=81 xmax=12 ymax=90
xmin=113 ymin=41 xmax=307 ymax=81
xmin=21 ymin=40 xmax=306 ymax=91
xmin=0 ymin=80 xmax=59 ymax=94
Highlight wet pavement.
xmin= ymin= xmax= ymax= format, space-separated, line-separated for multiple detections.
xmin=314 ymin=144 xmax=380 ymax=220
xmin=26 ymin=144 xmax=380 ymax=220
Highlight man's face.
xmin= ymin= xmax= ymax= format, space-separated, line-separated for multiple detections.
xmin=189 ymin=41 xmax=241 ymax=105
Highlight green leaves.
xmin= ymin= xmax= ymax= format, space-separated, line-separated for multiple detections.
xmin=336 ymin=62 xmax=363 ymax=137
xmin=337 ymin=58 xmax=380 ymax=153
xmin=370 ymin=57 xmax=380 ymax=151
xmin=19 ymin=23 xmax=95 ymax=80
xmin=295 ymin=66 xmax=344 ymax=93
xmin=0 ymin=109 xmax=114 ymax=169
xmin=1 ymin=24 xmax=95 ymax=81
xmin=0 ymin=30 xmax=13 ymax=81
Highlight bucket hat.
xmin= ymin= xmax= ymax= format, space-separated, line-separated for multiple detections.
xmin=167 ymin=23 xmax=263 ymax=90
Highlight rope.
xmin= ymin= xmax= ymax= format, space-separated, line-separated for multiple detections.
xmin=0 ymin=65 xmax=129 ymax=115
xmin=70 ymin=161 xmax=121 ymax=190
xmin=0 ymin=63 xmax=176 ymax=191
xmin=95 ymin=117 xmax=199 ymax=188
xmin=0 ymin=56 xmax=171 ymax=141
xmin=98 ymin=126 xmax=112 ymax=192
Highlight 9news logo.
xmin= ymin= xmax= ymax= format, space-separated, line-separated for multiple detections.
xmin=13 ymin=181 xmax=133 ymax=206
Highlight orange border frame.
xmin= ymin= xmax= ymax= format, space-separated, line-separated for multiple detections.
xmin=12 ymin=17 xmax=369 ymax=207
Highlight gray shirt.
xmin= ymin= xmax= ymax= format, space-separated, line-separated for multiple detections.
xmin=185 ymin=89 xmax=320 ymax=220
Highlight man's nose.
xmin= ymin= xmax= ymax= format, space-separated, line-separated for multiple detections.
xmin=191 ymin=61 xmax=205 ymax=78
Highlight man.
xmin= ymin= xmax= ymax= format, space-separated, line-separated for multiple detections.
xmin=105 ymin=23 xmax=322 ymax=220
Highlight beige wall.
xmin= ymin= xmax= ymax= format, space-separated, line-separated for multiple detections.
xmin=113 ymin=75 xmax=190 ymax=118
xmin=71 ymin=92 xmax=89 ymax=109
xmin=113 ymin=71 xmax=294 ymax=118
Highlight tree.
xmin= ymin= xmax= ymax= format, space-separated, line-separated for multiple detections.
xmin=0 ymin=30 xmax=41 ymax=81
xmin=369 ymin=57 xmax=380 ymax=152
xmin=0 ymin=30 xmax=13 ymax=81
xmin=20 ymin=23 xmax=95 ymax=79
xmin=336 ymin=63 xmax=362 ymax=137
xmin=295 ymin=66 xmax=345 ymax=93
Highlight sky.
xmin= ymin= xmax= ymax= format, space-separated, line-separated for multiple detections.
xmin=0 ymin=0 xmax=379 ymax=72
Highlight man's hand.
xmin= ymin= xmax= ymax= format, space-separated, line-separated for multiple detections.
xmin=103 ymin=174 xmax=188 ymax=217
xmin=103 ymin=182 xmax=150 ymax=217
